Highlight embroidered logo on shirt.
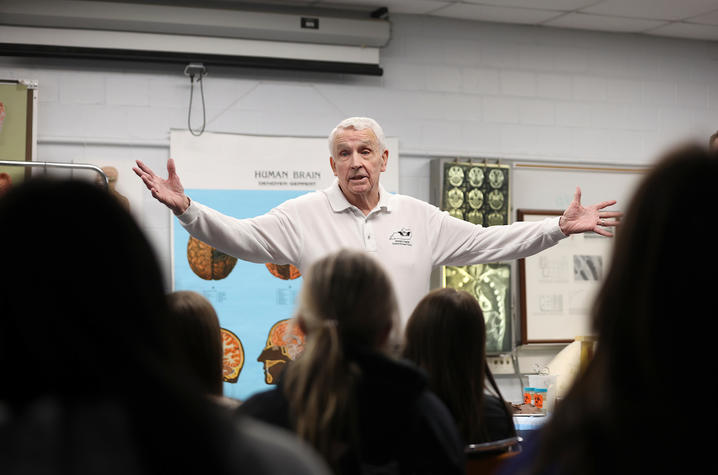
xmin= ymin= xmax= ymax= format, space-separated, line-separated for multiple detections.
xmin=389 ymin=227 xmax=412 ymax=246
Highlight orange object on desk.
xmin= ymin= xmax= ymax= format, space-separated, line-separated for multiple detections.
xmin=523 ymin=388 xmax=534 ymax=405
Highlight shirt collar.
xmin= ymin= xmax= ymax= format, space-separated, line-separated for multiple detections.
xmin=324 ymin=179 xmax=394 ymax=214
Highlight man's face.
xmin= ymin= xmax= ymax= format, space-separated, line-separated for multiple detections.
xmin=330 ymin=127 xmax=388 ymax=202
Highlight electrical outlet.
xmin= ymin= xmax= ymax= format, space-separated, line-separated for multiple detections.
xmin=487 ymin=355 xmax=514 ymax=375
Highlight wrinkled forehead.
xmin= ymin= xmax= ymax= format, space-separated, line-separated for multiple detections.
xmin=332 ymin=127 xmax=380 ymax=150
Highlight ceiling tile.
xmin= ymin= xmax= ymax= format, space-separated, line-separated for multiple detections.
xmin=316 ymin=0 xmax=452 ymax=15
xmin=645 ymin=21 xmax=718 ymax=40
xmin=462 ymin=0 xmax=596 ymax=10
xmin=545 ymin=12 xmax=667 ymax=32
xmin=431 ymin=4 xmax=564 ymax=24
xmin=582 ymin=0 xmax=718 ymax=21
xmin=687 ymin=9 xmax=718 ymax=25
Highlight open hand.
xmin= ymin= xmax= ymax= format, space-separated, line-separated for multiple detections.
xmin=133 ymin=158 xmax=190 ymax=215
xmin=559 ymin=187 xmax=622 ymax=237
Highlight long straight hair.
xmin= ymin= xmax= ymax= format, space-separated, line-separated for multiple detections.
xmin=526 ymin=144 xmax=718 ymax=475
xmin=282 ymin=249 xmax=399 ymax=472
xmin=167 ymin=290 xmax=224 ymax=397
xmin=403 ymin=287 xmax=514 ymax=443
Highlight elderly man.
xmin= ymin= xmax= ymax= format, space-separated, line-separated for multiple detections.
xmin=134 ymin=117 xmax=619 ymax=325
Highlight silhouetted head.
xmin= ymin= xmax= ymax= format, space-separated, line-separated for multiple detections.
xmin=0 ymin=178 xmax=172 ymax=402
xmin=529 ymin=143 xmax=718 ymax=475
xmin=592 ymin=143 xmax=717 ymax=388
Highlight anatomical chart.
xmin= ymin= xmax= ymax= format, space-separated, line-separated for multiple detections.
xmin=173 ymin=189 xmax=307 ymax=401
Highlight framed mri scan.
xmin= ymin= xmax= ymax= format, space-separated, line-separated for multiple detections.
xmin=442 ymin=263 xmax=511 ymax=354
xmin=431 ymin=160 xmax=512 ymax=354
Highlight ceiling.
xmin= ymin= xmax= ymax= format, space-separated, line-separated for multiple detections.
xmin=184 ymin=0 xmax=718 ymax=42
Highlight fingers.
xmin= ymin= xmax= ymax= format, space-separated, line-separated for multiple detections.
xmin=139 ymin=174 xmax=156 ymax=192
xmin=594 ymin=226 xmax=614 ymax=238
xmin=594 ymin=200 xmax=617 ymax=210
xmin=573 ymin=186 xmax=582 ymax=204
xmin=598 ymin=219 xmax=619 ymax=227
xmin=134 ymin=160 xmax=156 ymax=177
xmin=167 ymin=158 xmax=176 ymax=176
xmin=599 ymin=211 xmax=622 ymax=219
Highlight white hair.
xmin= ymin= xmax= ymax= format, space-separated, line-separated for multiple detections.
xmin=328 ymin=117 xmax=387 ymax=154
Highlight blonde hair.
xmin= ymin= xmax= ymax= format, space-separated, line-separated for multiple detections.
xmin=282 ymin=249 xmax=399 ymax=471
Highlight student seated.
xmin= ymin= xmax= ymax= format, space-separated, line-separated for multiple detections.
xmin=499 ymin=143 xmax=717 ymax=475
xmin=403 ymin=287 xmax=516 ymax=445
xmin=0 ymin=178 xmax=329 ymax=475
xmin=238 ymin=248 xmax=465 ymax=475
xmin=166 ymin=290 xmax=240 ymax=409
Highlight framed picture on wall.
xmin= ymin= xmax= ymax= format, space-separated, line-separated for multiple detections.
xmin=0 ymin=79 xmax=37 ymax=187
xmin=431 ymin=159 xmax=514 ymax=354
xmin=517 ymin=209 xmax=615 ymax=344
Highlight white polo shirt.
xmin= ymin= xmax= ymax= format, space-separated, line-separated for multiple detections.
xmin=178 ymin=180 xmax=566 ymax=327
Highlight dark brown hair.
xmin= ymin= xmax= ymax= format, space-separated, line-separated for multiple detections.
xmin=403 ymin=287 xmax=514 ymax=444
xmin=0 ymin=179 xmax=235 ymax=474
xmin=167 ymin=290 xmax=223 ymax=396
xmin=526 ymin=143 xmax=717 ymax=475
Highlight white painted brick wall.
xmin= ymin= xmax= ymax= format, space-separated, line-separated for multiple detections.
xmin=2 ymin=11 xmax=716 ymax=401
xmin=1 ymin=12 xmax=717 ymax=338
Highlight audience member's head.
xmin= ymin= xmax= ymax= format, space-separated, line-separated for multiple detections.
xmin=0 ymin=179 xmax=173 ymax=400
xmin=522 ymin=143 xmax=717 ymax=475
xmin=0 ymin=179 xmax=234 ymax=474
xmin=167 ymin=290 xmax=223 ymax=397
xmin=709 ymin=130 xmax=718 ymax=151
xmin=294 ymin=248 xmax=398 ymax=352
xmin=403 ymin=287 xmax=514 ymax=444
xmin=283 ymin=248 xmax=399 ymax=467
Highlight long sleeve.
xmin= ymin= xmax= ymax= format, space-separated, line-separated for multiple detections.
xmin=429 ymin=210 xmax=567 ymax=267
xmin=177 ymin=199 xmax=303 ymax=266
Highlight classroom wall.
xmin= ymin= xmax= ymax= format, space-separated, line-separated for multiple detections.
xmin=2 ymin=13 xmax=716 ymax=401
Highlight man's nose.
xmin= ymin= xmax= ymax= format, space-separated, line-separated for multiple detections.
xmin=349 ymin=151 xmax=363 ymax=167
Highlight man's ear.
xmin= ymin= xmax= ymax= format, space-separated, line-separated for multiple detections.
xmin=330 ymin=156 xmax=338 ymax=176
xmin=380 ymin=149 xmax=388 ymax=172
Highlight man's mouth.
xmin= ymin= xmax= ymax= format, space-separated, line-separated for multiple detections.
xmin=350 ymin=175 xmax=368 ymax=181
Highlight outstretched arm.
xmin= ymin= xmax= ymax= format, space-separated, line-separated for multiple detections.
xmin=133 ymin=158 xmax=190 ymax=215
xmin=559 ymin=187 xmax=622 ymax=237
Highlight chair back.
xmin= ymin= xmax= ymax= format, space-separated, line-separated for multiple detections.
xmin=465 ymin=437 xmax=522 ymax=475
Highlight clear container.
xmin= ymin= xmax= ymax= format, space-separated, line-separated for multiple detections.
xmin=533 ymin=388 xmax=548 ymax=412
xmin=523 ymin=387 xmax=535 ymax=406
